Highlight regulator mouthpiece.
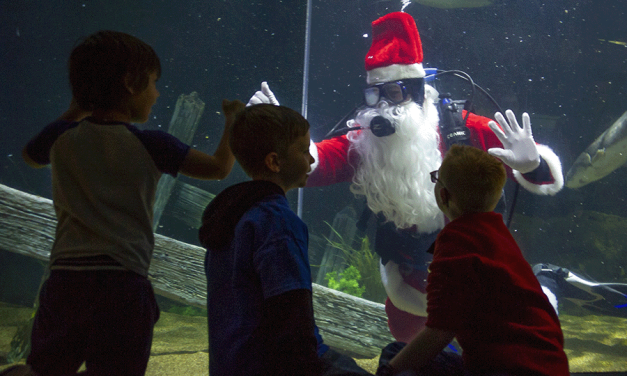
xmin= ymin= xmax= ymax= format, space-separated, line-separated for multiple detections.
xmin=370 ymin=116 xmax=395 ymax=137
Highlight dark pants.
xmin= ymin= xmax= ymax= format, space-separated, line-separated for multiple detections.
xmin=27 ymin=270 xmax=160 ymax=376
xmin=322 ymin=348 xmax=373 ymax=376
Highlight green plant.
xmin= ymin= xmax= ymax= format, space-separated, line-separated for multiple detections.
xmin=323 ymin=222 xmax=388 ymax=303
xmin=325 ymin=265 xmax=366 ymax=298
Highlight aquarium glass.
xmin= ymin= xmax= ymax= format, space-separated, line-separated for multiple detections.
xmin=1 ymin=0 xmax=626 ymax=373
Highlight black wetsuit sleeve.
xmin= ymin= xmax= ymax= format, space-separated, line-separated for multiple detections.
xmin=257 ymin=288 xmax=324 ymax=376
xmin=521 ymin=157 xmax=552 ymax=183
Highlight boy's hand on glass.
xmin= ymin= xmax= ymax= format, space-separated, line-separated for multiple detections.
xmin=222 ymin=99 xmax=245 ymax=125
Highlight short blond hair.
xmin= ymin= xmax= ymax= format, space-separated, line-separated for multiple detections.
xmin=439 ymin=144 xmax=506 ymax=213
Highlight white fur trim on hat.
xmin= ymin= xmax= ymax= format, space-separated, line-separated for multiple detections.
xmin=367 ymin=63 xmax=426 ymax=85
xmin=513 ymin=143 xmax=564 ymax=195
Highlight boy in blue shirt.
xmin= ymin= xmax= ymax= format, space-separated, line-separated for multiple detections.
xmin=200 ymin=104 xmax=370 ymax=376
xmin=20 ymin=30 xmax=243 ymax=376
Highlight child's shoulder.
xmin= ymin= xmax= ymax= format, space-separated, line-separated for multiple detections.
xmin=25 ymin=119 xmax=82 ymax=166
xmin=242 ymin=194 xmax=303 ymax=237
xmin=40 ymin=118 xmax=81 ymax=137
xmin=245 ymin=192 xmax=291 ymax=220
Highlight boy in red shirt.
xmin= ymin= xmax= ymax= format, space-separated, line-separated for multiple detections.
xmin=378 ymin=144 xmax=569 ymax=376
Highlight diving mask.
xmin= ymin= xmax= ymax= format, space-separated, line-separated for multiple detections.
xmin=363 ymin=78 xmax=425 ymax=107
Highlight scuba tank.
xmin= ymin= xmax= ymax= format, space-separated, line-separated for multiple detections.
xmin=436 ymin=91 xmax=510 ymax=221
xmin=437 ymin=93 xmax=472 ymax=148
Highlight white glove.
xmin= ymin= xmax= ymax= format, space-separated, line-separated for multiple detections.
xmin=246 ymin=81 xmax=279 ymax=107
xmin=487 ymin=110 xmax=541 ymax=174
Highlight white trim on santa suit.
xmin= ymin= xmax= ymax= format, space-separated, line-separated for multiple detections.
xmin=307 ymin=11 xmax=565 ymax=337
xmin=381 ymin=260 xmax=428 ymax=317
xmin=514 ymin=144 xmax=564 ymax=195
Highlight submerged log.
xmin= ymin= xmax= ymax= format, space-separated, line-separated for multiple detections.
xmin=168 ymin=180 xmax=215 ymax=229
xmin=152 ymin=92 xmax=206 ymax=231
xmin=0 ymin=183 xmax=393 ymax=358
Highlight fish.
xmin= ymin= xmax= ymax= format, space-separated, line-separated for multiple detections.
xmin=566 ymin=111 xmax=627 ymax=188
xmin=598 ymin=39 xmax=627 ymax=47
xmin=407 ymin=0 xmax=494 ymax=9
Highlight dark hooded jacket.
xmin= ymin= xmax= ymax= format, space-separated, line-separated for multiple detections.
xmin=200 ymin=180 xmax=325 ymax=376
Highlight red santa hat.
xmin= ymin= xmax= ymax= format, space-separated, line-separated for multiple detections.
xmin=365 ymin=12 xmax=425 ymax=85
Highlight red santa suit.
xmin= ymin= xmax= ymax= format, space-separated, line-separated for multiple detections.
xmin=306 ymin=12 xmax=564 ymax=343
xmin=307 ymin=112 xmax=562 ymax=190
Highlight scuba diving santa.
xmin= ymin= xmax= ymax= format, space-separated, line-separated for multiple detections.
xmin=248 ymin=11 xmax=564 ymax=343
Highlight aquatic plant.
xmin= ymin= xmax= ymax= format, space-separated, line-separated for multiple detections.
xmin=325 ymin=265 xmax=366 ymax=298
xmin=323 ymin=223 xmax=388 ymax=303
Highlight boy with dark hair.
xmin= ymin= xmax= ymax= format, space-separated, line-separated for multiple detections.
xmin=20 ymin=30 xmax=242 ymax=376
xmin=200 ymin=103 xmax=319 ymax=376
xmin=200 ymin=104 xmax=370 ymax=376
xmin=68 ymin=30 xmax=162 ymax=113
xmin=229 ymin=103 xmax=311 ymax=179
xmin=377 ymin=145 xmax=569 ymax=376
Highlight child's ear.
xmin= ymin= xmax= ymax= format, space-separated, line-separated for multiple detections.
xmin=123 ymin=73 xmax=136 ymax=95
xmin=439 ymin=187 xmax=450 ymax=206
xmin=264 ymin=152 xmax=281 ymax=173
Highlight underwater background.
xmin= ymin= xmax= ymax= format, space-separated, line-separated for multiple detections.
xmin=1 ymin=0 xmax=626 ymax=373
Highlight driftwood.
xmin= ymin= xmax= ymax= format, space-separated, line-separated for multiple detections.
xmin=0 ymin=183 xmax=393 ymax=358
xmin=168 ymin=180 xmax=215 ymax=229
xmin=152 ymin=92 xmax=206 ymax=230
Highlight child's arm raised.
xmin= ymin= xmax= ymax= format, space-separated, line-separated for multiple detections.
xmin=179 ymin=99 xmax=243 ymax=180
xmin=22 ymin=97 xmax=92 ymax=168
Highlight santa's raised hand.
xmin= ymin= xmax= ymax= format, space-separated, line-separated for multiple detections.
xmin=246 ymin=81 xmax=279 ymax=106
xmin=488 ymin=110 xmax=541 ymax=174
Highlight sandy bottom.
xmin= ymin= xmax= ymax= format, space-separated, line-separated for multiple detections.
xmin=1 ymin=303 xmax=625 ymax=374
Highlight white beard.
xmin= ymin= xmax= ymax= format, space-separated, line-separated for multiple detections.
xmin=347 ymin=96 xmax=444 ymax=233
